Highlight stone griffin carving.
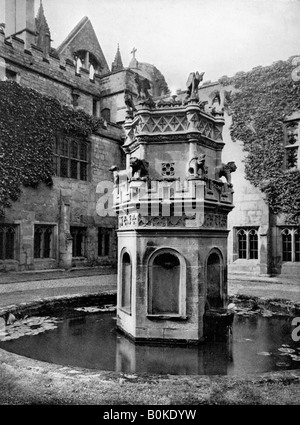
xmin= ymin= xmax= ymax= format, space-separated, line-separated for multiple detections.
xmin=129 ymin=157 xmax=149 ymax=182
xmin=187 ymin=154 xmax=207 ymax=179
xmin=209 ymin=92 xmax=224 ymax=117
xmin=186 ymin=71 xmax=205 ymax=100
xmin=208 ymin=89 xmax=232 ymax=117
xmin=134 ymin=74 xmax=155 ymax=106
xmin=124 ymin=90 xmax=136 ymax=117
xmin=215 ymin=161 xmax=237 ymax=186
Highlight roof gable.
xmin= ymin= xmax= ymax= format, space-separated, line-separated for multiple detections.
xmin=57 ymin=17 xmax=109 ymax=73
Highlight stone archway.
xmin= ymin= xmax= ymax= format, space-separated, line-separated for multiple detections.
xmin=147 ymin=248 xmax=186 ymax=317
xmin=206 ymin=250 xmax=223 ymax=309
xmin=120 ymin=251 xmax=132 ymax=313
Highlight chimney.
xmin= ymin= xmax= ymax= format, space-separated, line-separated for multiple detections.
xmin=5 ymin=0 xmax=36 ymax=48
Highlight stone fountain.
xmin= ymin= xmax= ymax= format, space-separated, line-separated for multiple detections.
xmin=111 ymin=72 xmax=236 ymax=344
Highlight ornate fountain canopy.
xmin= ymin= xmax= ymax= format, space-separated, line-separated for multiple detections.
xmin=123 ymin=71 xmax=225 ymax=154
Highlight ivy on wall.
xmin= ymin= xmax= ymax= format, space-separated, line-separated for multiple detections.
xmin=0 ymin=81 xmax=102 ymax=216
xmin=219 ymin=57 xmax=300 ymax=222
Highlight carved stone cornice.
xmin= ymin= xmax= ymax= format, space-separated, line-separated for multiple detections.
xmin=123 ymin=134 xmax=225 ymax=153
xmin=118 ymin=211 xmax=228 ymax=229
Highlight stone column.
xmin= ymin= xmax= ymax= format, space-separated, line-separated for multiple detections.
xmin=85 ymin=51 xmax=90 ymax=70
xmin=259 ymin=203 xmax=272 ymax=276
xmin=58 ymin=194 xmax=73 ymax=269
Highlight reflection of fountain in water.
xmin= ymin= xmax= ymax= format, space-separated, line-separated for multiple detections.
xmin=115 ymin=330 xmax=233 ymax=375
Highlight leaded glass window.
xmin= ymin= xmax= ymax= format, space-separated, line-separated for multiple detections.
xmin=281 ymin=228 xmax=300 ymax=262
xmin=34 ymin=225 xmax=54 ymax=259
xmin=98 ymin=228 xmax=113 ymax=257
xmin=70 ymin=227 xmax=87 ymax=257
xmin=0 ymin=225 xmax=17 ymax=260
xmin=237 ymin=229 xmax=247 ymax=259
xmin=236 ymin=228 xmax=259 ymax=260
xmin=53 ymin=136 xmax=89 ymax=181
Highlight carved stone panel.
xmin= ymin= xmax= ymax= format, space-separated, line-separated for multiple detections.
xmin=203 ymin=213 xmax=227 ymax=228
xmin=161 ymin=162 xmax=175 ymax=177
xmin=118 ymin=213 xmax=198 ymax=228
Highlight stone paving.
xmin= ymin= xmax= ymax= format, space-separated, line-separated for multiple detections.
xmin=0 ymin=269 xmax=298 ymax=308
xmin=228 ymin=278 xmax=300 ymax=303
xmin=0 ymin=266 xmax=116 ymax=284
xmin=0 ymin=274 xmax=117 ymax=308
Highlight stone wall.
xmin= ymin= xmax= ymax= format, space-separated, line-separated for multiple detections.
xmin=0 ymin=127 xmax=125 ymax=271
xmin=0 ymin=30 xmax=132 ymax=121
xmin=0 ymin=24 xmax=129 ymax=272
xmin=99 ymin=69 xmax=141 ymax=124
xmin=221 ymin=114 xmax=270 ymax=275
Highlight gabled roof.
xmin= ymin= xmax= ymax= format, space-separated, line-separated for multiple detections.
xmin=57 ymin=17 xmax=109 ymax=73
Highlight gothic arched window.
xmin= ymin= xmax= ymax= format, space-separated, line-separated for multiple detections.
xmin=281 ymin=227 xmax=299 ymax=262
xmin=236 ymin=228 xmax=259 ymax=260
xmin=34 ymin=225 xmax=54 ymax=259
xmin=74 ymin=50 xmax=101 ymax=78
xmin=70 ymin=226 xmax=87 ymax=257
xmin=0 ymin=225 xmax=17 ymax=260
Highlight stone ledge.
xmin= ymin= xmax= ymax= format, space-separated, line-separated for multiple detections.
xmin=0 ymin=291 xmax=117 ymax=317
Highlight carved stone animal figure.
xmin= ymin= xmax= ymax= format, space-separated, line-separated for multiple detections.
xmin=208 ymin=89 xmax=232 ymax=116
xmin=215 ymin=161 xmax=237 ymax=186
xmin=210 ymin=93 xmax=224 ymax=116
xmin=109 ymin=165 xmax=120 ymax=185
xmin=129 ymin=157 xmax=149 ymax=181
xmin=186 ymin=71 xmax=205 ymax=99
xmin=188 ymin=154 xmax=206 ymax=178
xmin=124 ymin=91 xmax=136 ymax=113
xmin=135 ymin=74 xmax=151 ymax=100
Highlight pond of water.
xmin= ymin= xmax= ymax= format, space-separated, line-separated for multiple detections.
xmin=0 ymin=309 xmax=299 ymax=376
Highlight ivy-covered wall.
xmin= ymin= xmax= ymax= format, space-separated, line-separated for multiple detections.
xmin=0 ymin=81 xmax=124 ymax=271
xmin=0 ymin=81 xmax=102 ymax=216
xmin=220 ymin=57 xmax=300 ymax=223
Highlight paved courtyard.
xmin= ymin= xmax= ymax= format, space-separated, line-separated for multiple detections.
xmin=228 ymin=276 xmax=300 ymax=303
xmin=0 ymin=269 xmax=298 ymax=308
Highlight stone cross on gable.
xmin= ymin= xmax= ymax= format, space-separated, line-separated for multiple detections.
xmin=131 ymin=47 xmax=137 ymax=58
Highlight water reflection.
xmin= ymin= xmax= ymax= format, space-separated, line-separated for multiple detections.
xmin=116 ymin=335 xmax=233 ymax=375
